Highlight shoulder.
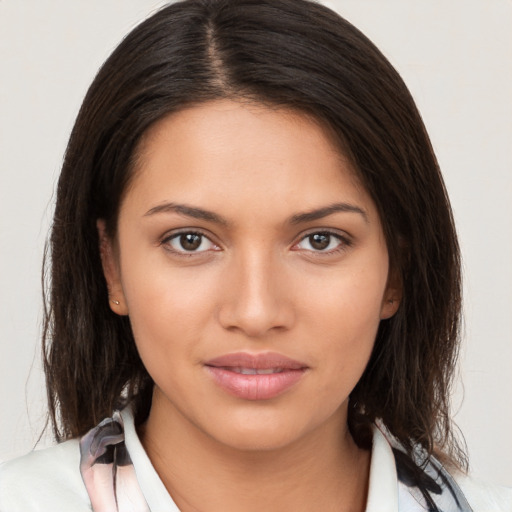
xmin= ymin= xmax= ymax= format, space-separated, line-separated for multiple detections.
xmin=0 ymin=439 xmax=91 ymax=511
xmin=454 ymin=472 xmax=512 ymax=511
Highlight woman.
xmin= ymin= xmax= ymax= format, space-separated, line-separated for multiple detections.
xmin=0 ymin=0 xmax=510 ymax=510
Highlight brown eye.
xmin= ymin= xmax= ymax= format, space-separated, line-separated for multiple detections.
xmin=309 ymin=233 xmax=331 ymax=250
xmin=180 ymin=233 xmax=202 ymax=251
xmin=295 ymin=231 xmax=347 ymax=253
xmin=165 ymin=232 xmax=217 ymax=253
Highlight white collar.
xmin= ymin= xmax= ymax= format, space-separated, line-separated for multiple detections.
xmin=122 ymin=408 xmax=178 ymax=510
xmin=366 ymin=425 xmax=399 ymax=511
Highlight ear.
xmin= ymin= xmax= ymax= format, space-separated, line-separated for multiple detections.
xmin=97 ymin=219 xmax=128 ymax=316
xmin=380 ymin=267 xmax=402 ymax=320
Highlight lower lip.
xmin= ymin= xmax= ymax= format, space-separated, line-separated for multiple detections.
xmin=205 ymin=367 xmax=306 ymax=400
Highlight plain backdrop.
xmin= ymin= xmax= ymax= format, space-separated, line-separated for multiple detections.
xmin=1 ymin=0 xmax=511 ymax=487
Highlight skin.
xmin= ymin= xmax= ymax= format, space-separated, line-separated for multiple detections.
xmin=99 ymin=99 xmax=400 ymax=512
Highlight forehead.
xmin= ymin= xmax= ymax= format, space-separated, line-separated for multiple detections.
xmin=123 ymin=99 xmax=376 ymax=223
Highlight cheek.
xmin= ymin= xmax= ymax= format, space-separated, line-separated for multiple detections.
xmin=300 ymin=264 xmax=387 ymax=387
xmin=309 ymin=313 xmax=379 ymax=415
xmin=302 ymin=260 xmax=387 ymax=336
xmin=118 ymin=249 xmax=220 ymax=365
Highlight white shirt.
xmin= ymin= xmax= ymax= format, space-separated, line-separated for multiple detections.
xmin=1 ymin=407 xmax=511 ymax=511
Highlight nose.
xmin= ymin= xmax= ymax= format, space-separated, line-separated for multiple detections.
xmin=217 ymin=250 xmax=295 ymax=338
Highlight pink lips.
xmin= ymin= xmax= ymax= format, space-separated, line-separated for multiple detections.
xmin=204 ymin=352 xmax=308 ymax=400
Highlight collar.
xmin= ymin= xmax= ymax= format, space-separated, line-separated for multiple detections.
xmin=78 ymin=407 xmax=469 ymax=511
xmin=365 ymin=425 xmax=399 ymax=511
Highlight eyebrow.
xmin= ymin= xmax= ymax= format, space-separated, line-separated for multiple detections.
xmin=289 ymin=202 xmax=368 ymax=224
xmin=144 ymin=202 xmax=228 ymax=225
xmin=144 ymin=201 xmax=368 ymax=225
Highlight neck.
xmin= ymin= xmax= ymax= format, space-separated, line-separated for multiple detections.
xmin=139 ymin=396 xmax=371 ymax=512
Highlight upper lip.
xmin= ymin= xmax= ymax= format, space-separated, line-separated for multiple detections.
xmin=204 ymin=352 xmax=308 ymax=370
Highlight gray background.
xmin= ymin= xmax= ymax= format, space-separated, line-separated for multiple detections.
xmin=1 ymin=0 xmax=511 ymax=486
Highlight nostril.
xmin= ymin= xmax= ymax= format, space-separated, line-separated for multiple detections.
xmin=217 ymin=297 xmax=294 ymax=337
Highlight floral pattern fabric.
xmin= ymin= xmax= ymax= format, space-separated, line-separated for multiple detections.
xmin=80 ymin=412 xmax=149 ymax=512
xmin=394 ymin=446 xmax=472 ymax=511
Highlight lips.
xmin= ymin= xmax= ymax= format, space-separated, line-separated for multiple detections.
xmin=221 ymin=367 xmax=285 ymax=375
xmin=204 ymin=352 xmax=308 ymax=400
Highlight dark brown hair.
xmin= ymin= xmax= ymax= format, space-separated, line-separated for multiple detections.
xmin=43 ymin=0 xmax=466 ymax=469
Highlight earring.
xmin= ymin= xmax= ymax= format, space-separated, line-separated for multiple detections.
xmin=110 ymin=299 xmax=120 ymax=306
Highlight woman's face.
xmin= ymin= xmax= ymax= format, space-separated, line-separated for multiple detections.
xmin=101 ymin=99 xmax=399 ymax=451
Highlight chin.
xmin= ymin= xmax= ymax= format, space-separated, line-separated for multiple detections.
xmin=215 ymin=424 xmax=306 ymax=453
xmin=201 ymin=406 xmax=325 ymax=453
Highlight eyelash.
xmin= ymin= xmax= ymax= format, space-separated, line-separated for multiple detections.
xmin=160 ymin=229 xmax=352 ymax=257
xmin=292 ymin=230 xmax=352 ymax=256
xmin=161 ymin=230 xmax=220 ymax=257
